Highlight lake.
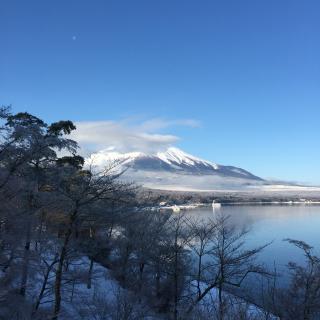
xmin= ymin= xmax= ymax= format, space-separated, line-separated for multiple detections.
xmin=188 ymin=204 xmax=320 ymax=280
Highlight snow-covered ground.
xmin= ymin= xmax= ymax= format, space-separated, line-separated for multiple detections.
xmin=61 ymin=258 xmax=158 ymax=320
xmin=0 ymin=251 xmax=280 ymax=319
xmin=185 ymin=281 xmax=279 ymax=320
xmin=53 ymin=258 xmax=279 ymax=319
xmin=6 ymin=256 xmax=160 ymax=320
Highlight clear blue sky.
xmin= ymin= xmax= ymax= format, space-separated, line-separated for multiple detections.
xmin=1 ymin=0 xmax=320 ymax=183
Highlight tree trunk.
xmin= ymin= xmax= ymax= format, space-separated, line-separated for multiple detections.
xmin=155 ymin=264 xmax=161 ymax=298
xmin=173 ymin=235 xmax=179 ymax=320
xmin=185 ymin=281 xmax=218 ymax=315
xmin=196 ymin=254 xmax=202 ymax=298
xmin=87 ymin=258 xmax=94 ymax=289
xmin=70 ymin=279 xmax=75 ymax=302
xmin=35 ymin=211 xmax=45 ymax=251
xmin=139 ymin=262 xmax=145 ymax=291
xmin=51 ymin=209 xmax=77 ymax=320
xmin=218 ymin=283 xmax=223 ymax=320
xmin=19 ymin=217 xmax=31 ymax=296
xmin=32 ymin=258 xmax=57 ymax=316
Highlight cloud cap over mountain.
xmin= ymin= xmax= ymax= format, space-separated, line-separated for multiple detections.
xmin=70 ymin=118 xmax=200 ymax=156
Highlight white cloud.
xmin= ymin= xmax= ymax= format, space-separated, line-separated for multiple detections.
xmin=70 ymin=118 xmax=199 ymax=156
xmin=139 ymin=118 xmax=200 ymax=131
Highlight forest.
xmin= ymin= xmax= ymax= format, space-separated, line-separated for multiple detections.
xmin=1 ymin=107 xmax=320 ymax=320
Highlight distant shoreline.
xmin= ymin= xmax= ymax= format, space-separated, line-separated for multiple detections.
xmin=145 ymin=200 xmax=320 ymax=212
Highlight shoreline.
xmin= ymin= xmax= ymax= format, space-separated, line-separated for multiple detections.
xmin=145 ymin=200 xmax=320 ymax=212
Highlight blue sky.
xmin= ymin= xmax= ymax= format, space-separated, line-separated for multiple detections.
xmin=1 ymin=0 xmax=320 ymax=183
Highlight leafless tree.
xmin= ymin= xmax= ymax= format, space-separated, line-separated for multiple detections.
xmin=279 ymin=239 xmax=320 ymax=320
xmin=186 ymin=213 xmax=270 ymax=319
xmin=187 ymin=216 xmax=217 ymax=299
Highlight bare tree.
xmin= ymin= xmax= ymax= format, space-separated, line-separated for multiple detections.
xmin=280 ymin=239 xmax=320 ymax=320
xmin=50 ymin=160 xmax=134 ymax=320
xmin=187 ymin=216 xmax=217 ymax=299
xmin=160 ymin=212 xmax=193 ymax=320
xmin=186 ymin=213 xmax=269 ymax=319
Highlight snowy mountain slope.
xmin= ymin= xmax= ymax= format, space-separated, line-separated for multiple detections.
xmin=86 ymin=147 xmax=265 ymax=190
xmin=88 ymin=147 xmax=263 ymax=181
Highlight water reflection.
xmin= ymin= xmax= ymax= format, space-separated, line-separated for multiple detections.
xmin=187 ymin=205 xmax=320 ymax=277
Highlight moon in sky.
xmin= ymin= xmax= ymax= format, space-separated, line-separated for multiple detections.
xmin=72 ymin=36 xmax=77 ymax=41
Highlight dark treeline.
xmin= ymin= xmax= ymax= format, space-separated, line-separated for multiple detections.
xmin=140 ymin=189 xmax=320 ymax=206
xmin=1 ymin=107 xmax=320 ymax=320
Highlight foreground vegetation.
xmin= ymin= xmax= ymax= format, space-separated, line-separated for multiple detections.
xmin=1 ymin=107 xmax=320 ymax=320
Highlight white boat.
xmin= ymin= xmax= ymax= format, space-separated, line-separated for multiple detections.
xmin=212 ymin=200 xmax=221 ymax=209
xmin=171 ymin=205 xmax=181 ymax=212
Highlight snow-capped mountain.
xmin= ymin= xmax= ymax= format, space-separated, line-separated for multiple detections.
xmin=86 ymin=147 xmax=264 ymax=191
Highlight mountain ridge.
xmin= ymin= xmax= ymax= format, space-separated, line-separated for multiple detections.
xmin=86 ymin=147 xmax=265 ymax=190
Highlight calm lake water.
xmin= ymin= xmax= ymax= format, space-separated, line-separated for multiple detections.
xmin=188 ymin=204 xmax=320 ymax=278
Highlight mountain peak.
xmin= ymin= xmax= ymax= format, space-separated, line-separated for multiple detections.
xmin=156 ymin=147 xmax=219 ymax=169
xmin=86 ymin=146 xmax=263 ymax=190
